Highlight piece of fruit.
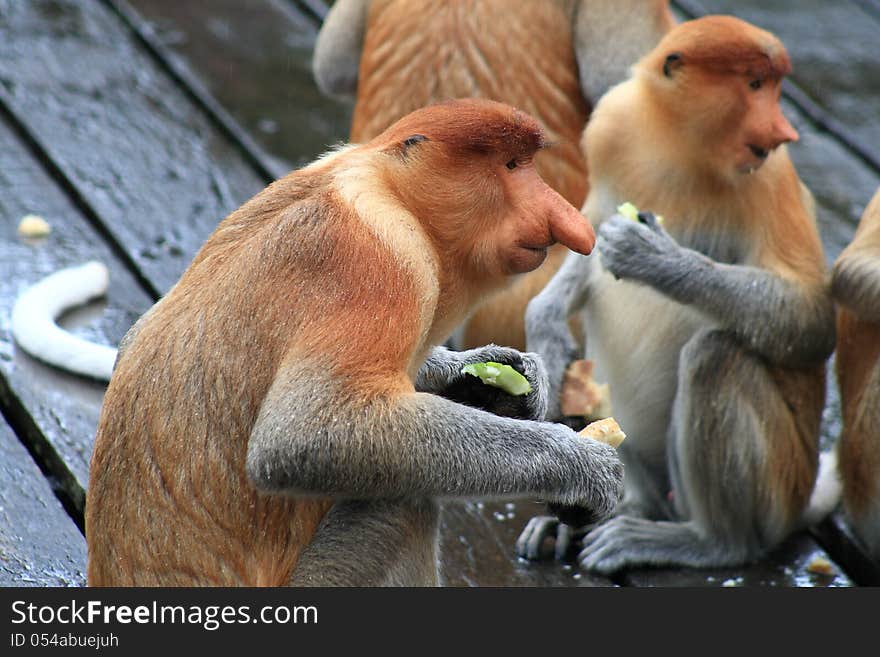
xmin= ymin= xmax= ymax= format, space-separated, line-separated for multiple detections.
xmin=578 ymin=417 xmax=626 ymax=448
xmin=616 ymin=201 xmax=664 ymax=225
xmin=461 ymin=361 xmax=532 ymax=396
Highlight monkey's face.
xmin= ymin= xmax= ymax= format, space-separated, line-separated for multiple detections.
xmin=732 ymin=77 xmax=798 ymax=175
xmin=488 ymin=156 xmax=594 ymax=275
xmin=378 ymin=99 xmax=594 ymax=283
xmin=646 ymin=15 xmax=798 ymax=180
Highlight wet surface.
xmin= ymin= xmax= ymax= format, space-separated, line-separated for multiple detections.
xmin=0 ymin=419 xmax=85 ymax=586
xmin=0 ymin=0 xmax=877 ymax=587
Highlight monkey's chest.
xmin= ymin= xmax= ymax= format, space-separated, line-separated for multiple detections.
xmin=582 ymin=270 xmax=708 ymax=440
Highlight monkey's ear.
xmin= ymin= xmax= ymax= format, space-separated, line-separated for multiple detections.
xmin=663 ymin=52 xmax=683 ymax=78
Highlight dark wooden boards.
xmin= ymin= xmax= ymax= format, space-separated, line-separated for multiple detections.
xmin=0 ymin=106 xmax=154 ymax=513
xmin=0 ymin=0 xmax=266 ymax=296
xmin=0 ymin=418 xmax=86 ymax=586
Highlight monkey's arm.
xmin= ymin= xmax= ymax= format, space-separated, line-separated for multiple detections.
xmin=598 ymin=213 xmax=836 ymax=366
xmin=312 ymin=0 xmax=371 ymax=99
xmin=831 ymin=249 xmax=880 ymax=324
xmin=525 ymin=251 xmax=594 ymax=420
xmin=572 ymin=0 xmax=673 ymax=102
xmin=246 ymin=374 xmax=622 ymax=517
xmin=414 ymin=345 xmax=548 ymax=420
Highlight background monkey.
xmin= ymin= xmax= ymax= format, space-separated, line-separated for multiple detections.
xmin=313 ymin=0 xmax=674 ymax=350
xmin=833 ymin=187 xmax=880 ymax=562
xmin=518 ymin=17 xmax=838 ymax=573
xmin=85 ymin=99 xmax=623 ymax=586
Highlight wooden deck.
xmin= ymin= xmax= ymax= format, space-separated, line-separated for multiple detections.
xmin=0 ymin=0 xmax=878 ymax=587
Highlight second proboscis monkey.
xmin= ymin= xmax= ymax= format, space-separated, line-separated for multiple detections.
xmin=833 ymin=187 xmax=880 ymax=563
xmin=519 ymin=17 xmax=838 ymax=573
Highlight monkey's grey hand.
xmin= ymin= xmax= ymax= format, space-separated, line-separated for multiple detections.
xmin=598 ymin=212 xmax=684 ymax=284
xmin=415 ymin=345 xmax=549 ymax=420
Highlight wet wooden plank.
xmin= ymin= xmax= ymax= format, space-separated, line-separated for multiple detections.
xmin=0 ymin=0 xmax=267 ymax=295
xmin=621 ymin=532 xmax=851 ymax=588
xmin=0 ymin=111 xmax=155 ymax=511
xmin=440 ymin=501 xmax=614 ymax=587
xmin=125 ymin=0 xmax=351 ymax=169
xmin=0 ymin=418 xmax=86 ymax=587
xmin=811 ymin=514 xmax=880 ymax=586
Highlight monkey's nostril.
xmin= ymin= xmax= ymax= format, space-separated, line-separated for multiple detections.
xmin=748 ymin=144 xmax=768 ymax=160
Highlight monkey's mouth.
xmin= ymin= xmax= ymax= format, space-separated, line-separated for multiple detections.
xmin=508 ymin=245 xmax=549 ymax=273
xmin=739 ymin=144 xmax=770 ymax=174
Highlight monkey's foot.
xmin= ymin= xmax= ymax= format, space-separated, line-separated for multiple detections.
xmin=515 ymin=515 xmax=586 ymax=561
xmin=578 ymin=515 xmax=730 ymax=575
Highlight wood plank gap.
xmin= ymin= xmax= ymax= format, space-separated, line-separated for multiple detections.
xmin=0 ymin=92 xmax=161 ymax=302
xmin=671 ymin=0 xmax=880 ymax=176
xmin=99 ymin=0 xmax=288 ymax=184
xmin=285 ymin=0 xmax=328 ymax=25
xmin=810 ymin=516 xmax=880 ymax=586
xmin=0 ymin=380 xmax=85 ymax=533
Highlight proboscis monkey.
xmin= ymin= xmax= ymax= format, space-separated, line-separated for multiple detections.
xmin=85 ymin=99 xmax=623 ymax=586
xmin=517 ymin=16 xmax=839 ymax=573
xmin=313 ymin=0 xmax=674 ymax=349
xmin=833 ymin=187 xmax=880 ymax=562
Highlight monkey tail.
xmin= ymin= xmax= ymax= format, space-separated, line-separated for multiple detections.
xmin=802 ymin=449 xmax=843 ymax=527
xmin=11 ymin=261 xmax=118 ymax=382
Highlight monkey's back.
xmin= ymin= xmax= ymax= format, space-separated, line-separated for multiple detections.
xmin=85 ymin=174 xmax=361 ymax=586
xmin=352 ymin=0 xmax=589 ymax=208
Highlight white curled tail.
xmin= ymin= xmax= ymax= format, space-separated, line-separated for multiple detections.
xmin=803 ymin=449 xmax=843 ymax=527
xmin=11 ymin=261 xmax=118 ymax=381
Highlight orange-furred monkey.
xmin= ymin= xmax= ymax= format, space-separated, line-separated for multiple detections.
xmin=517 ymin=17 xmax=838 ymax=572
xmin=85 ymin=100 xmax=623 ymax=586
xmin=833 ymin=187 xmax=880 ymax=562
xmin=313 ymin=0 xmax=674 ymax=349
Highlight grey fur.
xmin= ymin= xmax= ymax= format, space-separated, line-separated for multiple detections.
xmin=247 ymin=353 xmax=623 ymax=585
xmin=415 ymin=345 xmax=549 ymax=420
xmin=291 ymin=499 xmax=440 ymax=586
xmin=598 ymin=213 xmax=836 ymax=365
xmin=520 ymin=213 xmax=833 ymax=573
xmin=312 ymin=0 xmax=371 ymax=99
xmin=524 ymin=252 xmax=595 ymax=421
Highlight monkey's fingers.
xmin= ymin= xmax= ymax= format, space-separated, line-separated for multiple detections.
xmin=515 ymin=515 xmax=560 ymax=561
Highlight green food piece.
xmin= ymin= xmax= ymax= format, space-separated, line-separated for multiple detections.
xmin=461 ymin=361 xmax=532 ymax=396
xmin=617 ymin=201 xmax=664 ymax=225
xmin=617 ymin=201 xmax=640 ymax=221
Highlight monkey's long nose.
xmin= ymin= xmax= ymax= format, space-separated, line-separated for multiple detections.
xmin=547 ymin=192 xmax=596 ymax=256
xmin=771 ymin=111 xmax=799 ymax=148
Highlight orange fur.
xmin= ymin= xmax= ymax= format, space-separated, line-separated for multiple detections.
xmin=835 ymin=189 xmax=880 ymax=519
xmin=349 ymin=0 xmax=671 ymax=349
xmin=86 ymin=100 xmax=592 ymax=586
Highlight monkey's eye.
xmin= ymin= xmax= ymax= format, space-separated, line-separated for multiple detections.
xmin=506 ymin=159 xmax=519 ymax=170
xmin=403 ymin=134 xmax=428 ymax=148
xmin=749 ymin=78 xmax=763 ymax=90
